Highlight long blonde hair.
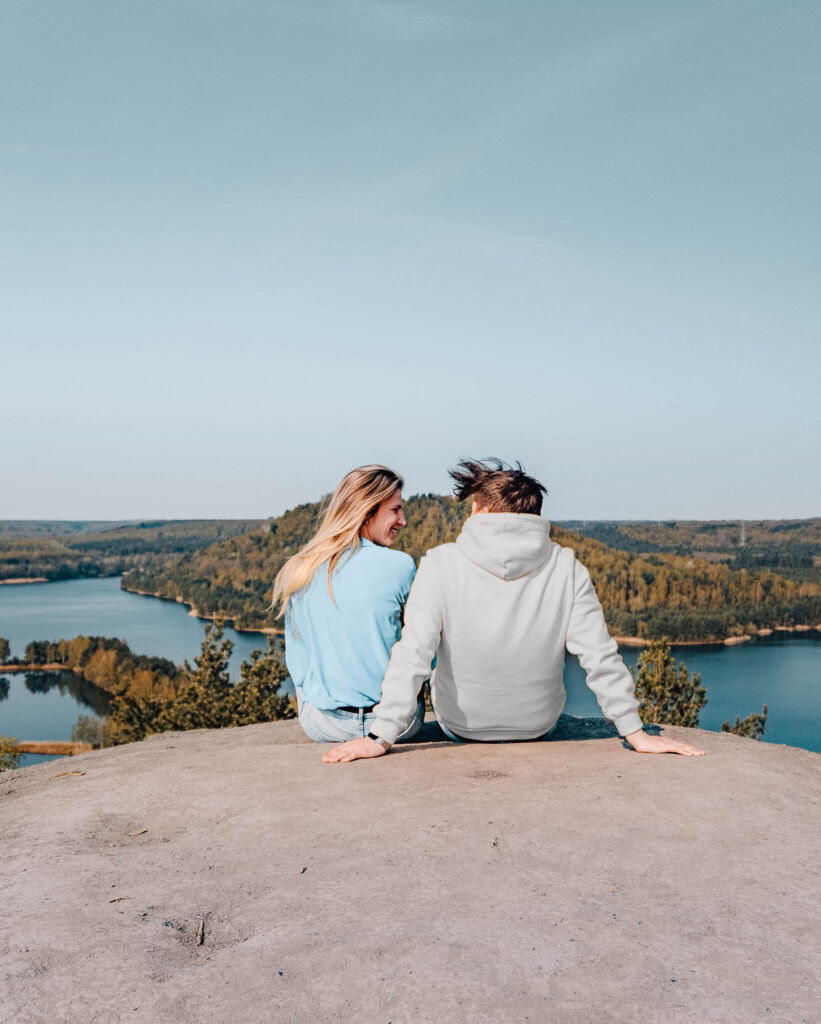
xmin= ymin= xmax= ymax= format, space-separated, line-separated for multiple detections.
xmin=271 ymin=465 xmax=404 ymax=616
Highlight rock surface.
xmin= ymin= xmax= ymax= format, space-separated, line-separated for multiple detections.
xmin=1 ymin=717 xmax=818 ymax=1024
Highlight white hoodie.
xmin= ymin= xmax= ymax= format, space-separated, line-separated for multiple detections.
xmin=371 ymin=513 xmax=643 ymax=745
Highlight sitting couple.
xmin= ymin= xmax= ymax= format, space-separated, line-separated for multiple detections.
xmin=272 ymin=460 xmax=705 ymax=762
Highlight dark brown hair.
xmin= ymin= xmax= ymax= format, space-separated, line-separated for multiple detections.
xmin=448 ymin=458 xmax=547 ymax=515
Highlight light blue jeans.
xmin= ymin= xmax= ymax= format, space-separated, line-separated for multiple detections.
xmin=296 ymin=687 xmax=425 ymax=744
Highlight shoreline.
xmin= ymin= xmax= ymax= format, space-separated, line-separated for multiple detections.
xmin=13 ymin=740 xmax=93 ymax=756
xmin=122 ymin=583 xmax=819 ymax=647
xmin=7 ymin=576 xmax=817 ymax=648
xmin=121 ymin=583 xmax=283 ymax=636
xmin=0 ymin=577 xmax=49 ymax=585
xmin=610 ymin=624 xmax=821 ymax=648
xmin=1 ymin=663 xmax=68 ymax=673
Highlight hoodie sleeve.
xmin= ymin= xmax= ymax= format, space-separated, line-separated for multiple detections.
xmin=565 ymin=558 xmax=643 ymax=737
xmin=369 ymin=553 xmax=443 ymax=745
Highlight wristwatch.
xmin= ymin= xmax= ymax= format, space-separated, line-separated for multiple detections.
xmin=366 ymin=732 xmax=391 ymax=751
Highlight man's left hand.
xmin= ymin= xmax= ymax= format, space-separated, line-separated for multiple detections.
xmin=322 ymin=736 xmax=388 ymax=763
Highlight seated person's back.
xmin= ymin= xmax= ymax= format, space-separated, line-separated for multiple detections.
xmin=423 ymin=514 xmax=578 ymax=740
xmin=287 ymin=537 xmax=415 ymax=712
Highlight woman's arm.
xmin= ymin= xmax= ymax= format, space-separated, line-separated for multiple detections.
xmin=284 ymin=602 xmax=309 ymax=691
xmin=322 ymin=554 xmax=442 ymax=763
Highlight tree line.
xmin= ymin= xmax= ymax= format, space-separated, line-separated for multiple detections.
xmin=122 ymin=495 xmax=821 ymax=642
xmin=564 ymin=518 xmax=821 ymax=586
xmin=0 ymin=520 xmax=264 ymax=582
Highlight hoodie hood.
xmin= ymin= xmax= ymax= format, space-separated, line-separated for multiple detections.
xmin=455 ymin=513 xmax=553 ymax=580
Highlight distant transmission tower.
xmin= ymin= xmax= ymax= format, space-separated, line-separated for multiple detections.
xmin=739 ymin=521 xmax=747 ymax=548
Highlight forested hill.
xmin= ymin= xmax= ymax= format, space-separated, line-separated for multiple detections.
xmin=121 ymin=496 xmax=821 ymax=642
xmin=561 ymin=519 xmax=821 ymax=584
xmin=0 ymin=520 xmax=264 ymax=581
xmin=120 ymin=496 xmax=468 ymax=631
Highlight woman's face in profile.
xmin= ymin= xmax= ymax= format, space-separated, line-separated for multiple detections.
xmin=362 ymin=490 xmax=406 ymax=547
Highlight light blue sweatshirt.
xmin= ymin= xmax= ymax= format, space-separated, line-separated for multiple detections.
xmin=284 ymin=539 xmax=416 ymax=711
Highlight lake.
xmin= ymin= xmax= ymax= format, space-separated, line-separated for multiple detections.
xmin=1 ymin=577 xmax=819 ymax=766
xmin=0 ymin=577 xmax=279 ymax=766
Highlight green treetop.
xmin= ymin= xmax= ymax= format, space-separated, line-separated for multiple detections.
xmin=722 ymin=705 xmax=768 ymax=740
xmin=632 ymin=637 xmax=707 ymax=728
xmin=108 ymin=622 xmax=295 ymax=743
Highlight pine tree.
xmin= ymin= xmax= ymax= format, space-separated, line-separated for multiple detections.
xmin=632 ymin=637 xmax=707 ymax=727
xmin=108 ymin=622 xmax=295 ymax=743
xmin=183 ymin=621 xmax=233 ymax=691
xmin=229 ymin=637 xmax=293 ymax=725
xmin=722 ymin=704 xmax=768 ymax=740
xmin=0 ymin=638 xmax=10 ymax=663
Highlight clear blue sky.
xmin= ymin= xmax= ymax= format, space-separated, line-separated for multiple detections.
xmin=2 ymin=1 xmax=819 ymax=520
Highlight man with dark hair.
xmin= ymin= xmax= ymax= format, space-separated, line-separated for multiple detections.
xmin=449 ymin=458 xmax=546 ymax=515
xmin=324 ymin=459 xmax=704 ymax=763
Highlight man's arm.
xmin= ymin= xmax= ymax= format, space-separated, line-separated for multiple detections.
xmin=566 ymin=558 xmax=704 ymax=756
xmin=322 ymin=554 xmax=443 ymax=764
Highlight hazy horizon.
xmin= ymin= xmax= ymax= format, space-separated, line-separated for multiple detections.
xmin=1 ymin=507 xmax=817 ymax=526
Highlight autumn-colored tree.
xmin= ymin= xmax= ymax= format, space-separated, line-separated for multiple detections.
xmin=0 ymin=638 xmax=10 ymax=663
xmin=0 ymin=734 xmax=20 ymax=771
xmin=71 ymin=714 xmax=117 ymax=748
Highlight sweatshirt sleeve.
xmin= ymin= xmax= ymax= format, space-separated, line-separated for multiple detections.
xmin=370 ymin=553 xmax=443 ymax=745
xmin=284 ymin=600 xmax=309 ymax=691
xmin=393 ymin=554 xmax=416 ymax=623
xmin=565 ymin=558 xmax=643 ymax=737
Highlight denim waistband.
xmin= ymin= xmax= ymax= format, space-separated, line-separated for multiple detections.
xmin=322 ymin=705 xmax=377 ymax=719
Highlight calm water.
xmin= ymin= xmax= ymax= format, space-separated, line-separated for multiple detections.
xmin=1 ymin=577 xmax=819 ymax=765
xmin=564 ymin=637 xmax=821 ymax=752
xmin=0 ymin=577 xmax=283 ymax=767
xmin=0 ymin=577 xmax=277 ymax=680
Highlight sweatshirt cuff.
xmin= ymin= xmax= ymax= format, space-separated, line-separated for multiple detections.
xmin=612 ymin=710 xmax=643 ymax=738
xmin=369 ymin=718 xmax=402 ymax=746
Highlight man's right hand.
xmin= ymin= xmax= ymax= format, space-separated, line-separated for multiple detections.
xmin=625 ymin=729 xmax=705 ymax=756
xmin=322 ymin=736 xmax=389 ymax=763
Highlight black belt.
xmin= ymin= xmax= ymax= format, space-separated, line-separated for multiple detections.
xmin=337 ymin=704 xmax=377 ymax=713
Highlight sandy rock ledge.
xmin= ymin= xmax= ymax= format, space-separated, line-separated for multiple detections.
xmin=1 ymin=717 xmax=818 ymax=1024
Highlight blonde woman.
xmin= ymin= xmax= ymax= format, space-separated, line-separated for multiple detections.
xmin=273 ymin=465 xmax=425 ymax=744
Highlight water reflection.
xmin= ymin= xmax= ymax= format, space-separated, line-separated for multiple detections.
xmin=0 ymin=676 xmax=9 ymax=701
xmin=21 ymin=671 xmax=112 ymax=717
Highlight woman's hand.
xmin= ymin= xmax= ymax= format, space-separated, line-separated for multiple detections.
xmin=322 ymin=736 xmax=388 ymax=763
xmin=625 ymin=728 xmax=705 ymax=756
